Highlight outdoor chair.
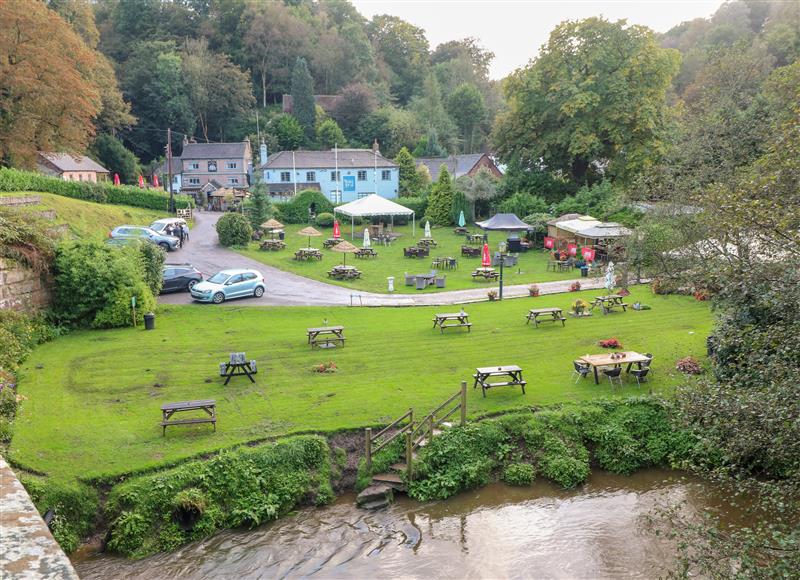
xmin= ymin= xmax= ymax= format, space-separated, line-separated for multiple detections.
xmin=603 ymin=367 xmax=623 ymax=387
xmin=415 ymin=276 xmax=428 ymax=290
xmin=572 ymin=361 xmax=590 ymax=383
xmin=435 ymin=274 xmax=446 ymax=288
xmin=405 ymin=273 xmax=415 ymax=286
xmin=630 ymin=367 xmax=650 ymax=386
xmin=641 ymin=353 xmax=654 ymax=368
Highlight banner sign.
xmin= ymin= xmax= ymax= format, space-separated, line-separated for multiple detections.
xmin=581 ymin=247 xmax=596 ymax=262
xmin=567 ymin=243 xmax=578 ymax=256
xmin=343 ymin=175 xmax=356 ymax=193
xmin=543 ymin=236 xmax=555 ymax=249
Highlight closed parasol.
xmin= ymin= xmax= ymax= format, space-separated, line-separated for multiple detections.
xmin=363 ymin=228 xmax=371 ymax=248
xmin=333 ymin=220 xmax=341 ymax=239
xmin=458 ymin=210 xmax=466 ymax=228
xmin=424 ymin=221 xmax=431 ymax=238
xmin=481 ymin=243 xmax=491 ymax=267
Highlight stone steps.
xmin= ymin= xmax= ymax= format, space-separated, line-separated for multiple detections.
xmin=356 ymin=483 xmax=394 ymax=509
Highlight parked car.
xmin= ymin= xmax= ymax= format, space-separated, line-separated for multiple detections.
xmin=109 ymin=226 xmax=180 ymax=251
xmin=190 ymin=269 xmax=265 ymax=304
xmin=161 ymin=263 xmax=204 ymax=293
xmin=150 ymin=217 xmax=187 ymax=235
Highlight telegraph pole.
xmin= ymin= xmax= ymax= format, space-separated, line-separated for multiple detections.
xmin=166 ymin=127 xmax=175 ymax=213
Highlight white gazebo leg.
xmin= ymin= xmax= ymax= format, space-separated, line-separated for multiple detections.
xmin=351 ymin=215 xmax=354 ymax=239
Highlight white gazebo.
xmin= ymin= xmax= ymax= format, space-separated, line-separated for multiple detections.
xmin=333 ymin=194 xmax=416 ymax=238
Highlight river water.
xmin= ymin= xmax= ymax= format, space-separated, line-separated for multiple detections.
xmin=74 ymin=469 xmax=747 ymax=579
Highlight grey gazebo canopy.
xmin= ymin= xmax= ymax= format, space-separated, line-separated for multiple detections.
xmin=475 ymin=213 xmax=530 ymax=231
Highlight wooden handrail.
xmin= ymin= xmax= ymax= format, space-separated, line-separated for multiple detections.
xmin=372 ymin=409 xmax=413 ymax=442
xmin=372 ymin=423 xmax=413 ymax=456
xmin=427 ymin=390 xmax=462 ymax=419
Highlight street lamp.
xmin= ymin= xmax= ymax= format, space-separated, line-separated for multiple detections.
xmin=498 ymin=241 xmax=507 ymax=300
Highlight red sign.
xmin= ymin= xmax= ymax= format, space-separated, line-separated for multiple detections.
xmin=567 ymin=243 xmax=577 ymax=256
xmin=581 ymin=247 xmax=596 ymax=262
xmin=332 ymin=220 xmax=341 ymax=239
xmin=543 ymin=236 xmax=555 ymax=249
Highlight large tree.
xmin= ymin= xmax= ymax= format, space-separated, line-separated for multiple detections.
xmin=291 ymin=57 xmax=316 ymax=143
xmin=493 ymin=17 xmax=680 ymax=185
xmin=367 ymin=14 xmax=429 ymax=104
xmin=393 ymin=147 xmax=421 ymax=197
xmin=446 ymin=84 xmax=486 ymax=153
xmin=426 ymin=165 xmax=456 ymax=225
xmin=332 ymin=83 xmax=378 ymax=134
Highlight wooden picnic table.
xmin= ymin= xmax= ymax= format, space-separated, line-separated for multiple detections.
xmin=307 ymin=325 xmax=346 ymax=348
xmin=354 ymin=248 xmax=377 ymax=259
xmin=294 ymin=247 xmax=322 ymax=261
xmin=323 ymin=238 xmax=344 ymax=249
xmin=432 ymin=256 xmax=457 ymax=270
xmin=328 ymin=265 xmax=362 ymax=280
xmin=259 ymin=239 xmax=285 ymax=251
xmin=473 ymin=365 xmax=526 ymax=397
xmin=547 ymin=260 xmax=572 ymax=272
xmin=432 ymin=312 xmax=472 ymax=333
xmin=453 ymin=227 xmax=468 ymax=235
xmin=461 ymin=245 xmax=481 ymax=257
xmin=526 ymin=307 xmax=566 ymax=327
xmin=404 ymin=246 xmax=429 ymax=258
xmin=591 ymin=294 xmax=629 ymax=314
xmin=466 ymin=233 xmax=485 ymax=245
xmin=578 ymin=351 xmax=651 ymax=384
xmin=218 ymin=356 xmax=257 ymax=385
xmin=418 ymin=237 xmax=438 ymax=248
xmin=472 ymin=267 xmax=499 ymax=281
xmin=160 ymin=399 xmax=216 ymax=436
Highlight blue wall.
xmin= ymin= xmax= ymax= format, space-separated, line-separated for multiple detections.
xmin=263 ymin=166 xmax=399 ymax=202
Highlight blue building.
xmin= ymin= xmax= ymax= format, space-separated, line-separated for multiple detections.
xmin=256 ymin=143 xmax=399 ymax=203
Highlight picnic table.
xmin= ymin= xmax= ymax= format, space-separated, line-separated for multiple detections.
xmin=160 ymin=399 xmax=216 ymax=436
xmin=323 ymin=238 xmax=344 ymax=249
xmin=466 ymin=233 xmax=485 ymax=245
xmin=219 ymin=354 xmax=257 ymax=385
xmin=526 ymin=307 xmax=566 ymax=327
xmin=354 ymin=248 xmax=377 ymax=259
xmin=453 ymin=227 xmax=468 ymax=235
xmin=431 ymin=256 xmax=457 ymax=270
xmin=578 ymin=351 xmax=651 ymax=384
xmin=547 ymin=260 xmax=572 ymax=272
xmin=418 ymin=238 xmax=438 ymax=248
xmin=591 ymin=294 xmax=629 ymax=314
xmin=294 ymin=247 xmax=322 ymax=261
xmin=473 ymin=365 xmax=526 ymax=397
xmin=307 ymin=325 xmax=346 ymax=348
xmin=404 ymin=246 xmax=429 ymax=258
xmin=374 ymin=232 xmax=401 ymax=246
xmin=432 ymin=312 xmax=472 ymax=333
xmin=328 ymin=265 xmax=362 ymax=280
xmin=259 ymin=239 xmax=285 ymax=251
xmin=472 ymin=267 xmax=499 ymax=281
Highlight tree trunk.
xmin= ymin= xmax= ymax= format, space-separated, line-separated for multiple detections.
xmin=261 ymin=66 xmax=267 ymax=109
xmin=571 ymin=158 xmax=590 ymax=184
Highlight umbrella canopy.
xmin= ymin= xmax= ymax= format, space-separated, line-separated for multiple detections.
xmin=475 ymin=213 xmax=529 ymax=231
xmin=333 ymin=220 xmax=341 ymax=239
xmin=424 ymin=221 xmax=431 ymax=238
xmin=458 ymin=210 xmax=466 ymax=228
xmin=605 ymin=261 xmax=616 ymax=292
xmin=138 ymin=175 xmax=144 ymax=188
xmin=481 ymin=243 xmax=491 ymax=267
xmin=332 ymin=239 xmax=358 ymax=265
xmin=363 ymin=228 xmax=371 ymax=248
xmin=153 ymin=174 xmax=160 ymax=188
xmin=297 ymin=226 xmax=322 ymax=248
xmin=113 ymin=173 xmax=120 ymax=186
xmin=261 ymin=218 xmax=284 ymax=230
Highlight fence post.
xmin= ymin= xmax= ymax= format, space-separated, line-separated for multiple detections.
xmin=460 ymin=381 xmax=467 ymax=426
xmin=409 ymin=407 xmax=414 ymax=428
xmin=406 ymin=431 xmax=413 ymax=482
xmin=365 ymin=428 xmax=372 ymax=472
xmin=427 ymin=415 xmax=434 ymax=445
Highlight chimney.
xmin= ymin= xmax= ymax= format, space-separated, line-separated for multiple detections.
xmin=372 ymin=139 xmax=380 ymax=154
xmin=260 ymin=140 xmax=268 ymax=166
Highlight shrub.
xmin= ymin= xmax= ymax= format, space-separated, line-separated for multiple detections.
xmin=569 ymin=281 xmax=581 ymax=292
xmin=312 ymin=361 xmax=337 ymax=373
xmin=529 ymin=284 xmax=540 ymax=297
xmin=503 ymin=463 xmax=535 ymax=486
xmin=137 ymin=241 xmax=165 ymax=296
xmin=396 ymin=197 xmax=427 ymax=219
xmin=0 ymin=207 xmax=56 ymax=272
xmin=693 ymin=289 xmax=711 ymax=301
xmin=676 ymin=357 xmax=702 ymax=375
xmin=315 ymin=212 xmax=335 ymax=227
xmin=498 ymin=192 xmax=548 ymax=217
xmin=215 ymin=213 xmax=252 ymax=247
xmin=92 ymin=281 xmax=157 ymax=328
xmin=275 ymin=190 xmax=333 ymax=224
xmin=571 ymin=299 xmax=591 ymax=315
xmin=0 ymin=417 xmax=12 ymax=443
xmin=487 ymin=289 xmax=498 ymax=300
xmin=0 ymin=386 xmax=18 ymax=419
xmin=598 ymin=338 xmax=622 ymax=349
xmin=0 ymin=310 xmax=55 ymax=371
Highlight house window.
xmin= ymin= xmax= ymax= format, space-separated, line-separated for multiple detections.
xmin=188 ymin=177 xmax=200 ymax=185
xmin=330 ymin=170 xmax=340 ymax=181
xmin=189 ymin=162 xmax=199 ymax=170
xmin=381 ymin=170 xmax=391 ymax=181
xmin=280 ymin=171 xmax=291 ymax=182
xmin=357 ymin=170 xmax=367 ymax=181
xmin=330 ymin=190 xmax=342 ymax=203
xmin=208 ymin=161 xmax=218 ymax=172
xmin=306 ymin=171 xmax=316 ymax=182
xmin=228 ymin=177 xmax=239 ymax=185
xmin=226 ymin=162 xmax=237 ymax=169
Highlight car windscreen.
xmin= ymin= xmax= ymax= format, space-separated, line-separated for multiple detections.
xmin=151 ymin=223 xmax=165 ymax=232
xmin=207 ymin=273 xmax=230 ymax=284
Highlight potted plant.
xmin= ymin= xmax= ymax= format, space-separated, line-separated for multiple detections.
xmin=528 ymin=284 xmax=540 ymax=297
xmin=569 ymin=281 xmax=582 ymax=292
xmin=487 ymin=289 xmax=498 ymax=301
xmin=570 ymin=299 xmax=591 ymax=317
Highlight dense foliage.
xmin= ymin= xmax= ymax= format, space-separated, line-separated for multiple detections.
xmin=215 ymin=213 xmax=252 ymax=247
xmin=275 ymin=189 xmax=334 ymax=224
xmin=0 ymin=310 xmax=56 ymax=373
xmin=426 ymin=165 xmax=455 ymax=225
xmin=0 ymin=207 xmax=56 ymax=272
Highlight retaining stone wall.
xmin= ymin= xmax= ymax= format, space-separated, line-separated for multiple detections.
xmin=0 ymin=259 xmax=52 ymax=311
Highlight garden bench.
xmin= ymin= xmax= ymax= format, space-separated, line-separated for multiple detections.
xmin=160 ymin=400 xmax=216 ymax=436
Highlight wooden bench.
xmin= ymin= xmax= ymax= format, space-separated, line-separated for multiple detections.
xmin=307 ymin=326 xmax=346 ymax=348
xmin=433 ymin=313 xmax=471 ymax=333
xmin=219 ymin=355 xmax=257 ymax=385
xmin=160 ymin=400 xmax=216 ymax=436
xmin=472 ymin=365 xmax=526 ymax=397
xmin=526 ymin=308 xmax=566 ymax=327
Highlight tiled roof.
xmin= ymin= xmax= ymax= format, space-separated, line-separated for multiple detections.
xmin=258 ymin=149 xmax=397 ymax=170
xmin=180 ymin=141 xmax=250 ymax=160
xmin=416 ymin=153 xmax=487 ymax=181
xmin=38 ymin=153 xmax=107 ymax=173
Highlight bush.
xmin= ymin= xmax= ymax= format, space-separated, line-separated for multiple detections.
xmin=0 ymin=386 xmax=18 ymax=419
xmin=598 ymin=338 xmax=622 ymax=349
xmin=137 ymin=241 xmax=165 ymax=296
xmin=498 ymin=192 xmax=548 ymax=217
xmin=0 ymin=417 xmax=12 ymax=443
xmin=569 ymin=281 xmax=581 ymax=292
xmin=0 ymin=310 xmax=55 ymax=372
xmin=315 ymin=212 xmax=335 ymax=227
xmin=215 ymin=213 xmax=252 ymax=247
xmin=92 ymin=281 xmax=157 ymax=328
xmin=275 ymin=190 xmax=333 ymax=224
xmin=676 ymin=357 xmax=702 ymax=375
xmin=0 ymin=207 xmax=56 ymax=272
xmin=503 ymin=463 xmax=535 ymax=486
xmin=395 ymin=197 xmax=427 ymax=219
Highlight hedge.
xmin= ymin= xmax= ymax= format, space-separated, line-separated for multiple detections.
xmin=274 ymin=189 xmax=333 ymax=224
xmin=0 ymin=168 xmax=193 ymax=211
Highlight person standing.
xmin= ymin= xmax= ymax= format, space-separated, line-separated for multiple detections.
xmin=182 ymin=223 xmax=189 ymax=243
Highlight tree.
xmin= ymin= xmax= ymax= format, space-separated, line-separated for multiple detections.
xmin=446 ymin=84 xmax=485 ymax=153
xmin=394 ymin=147 xmax=421 ymax=197
xmin=492 ymin=17 xmax=680 ymax=184
xmin=270 ymin=115 xmax=304 ymax=151
xmin=457 ymin=168 xmax=500 ymax=217
xmin=332 ymin=83 xmax=377 ymax=134
xmin=215 ymin=213 xmax=252 ymax=247
xmin=412 ymin=72 xmax=457 ymax=152
xmin=89 ymin=134 xmax=140 ymax=184
xmin=0 ymin=1 xmax=102 ymax=167
xmin=451 ymin=189 xmax=471 ymax=223
xmin=426 ymin=165 xmax=456 ymax=225
xmin=355 ymin=107 xmax=419 ymax=158
xmin=413 ymin=129 xmax=447 ymax=158
xmin=367 ymin=15 xmax=429 ymax=104
xmin=291 ymin=57 xmax=316 ymax=143
xmin=244 ymin=189 xmax=272 ymax=230
xmin=316 ymin=119 xmax=346 ymax=149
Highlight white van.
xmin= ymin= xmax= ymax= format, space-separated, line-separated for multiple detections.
xmin=150 ymin=218 xmax=187 ymax=235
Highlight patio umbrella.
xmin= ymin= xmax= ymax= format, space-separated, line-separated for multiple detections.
xmin=333 ymin=220 xmax=341 ymax=239
xmin=332 ymin=240 xmax=358 ymax=266
xmin=138 ymin=175 xmax=144 ymax=188
xmin=297 ymin=226 xmax=322 ymax=248
xmin=113 ymin=173 xmax=120 ymax=186
xmin=605 ymin=260 xmax=616 ymax=292
xmin=261 ymin=218 xmax=284 ymax=230
xmin=424 ymin=221 xmax=431 ymax=238
xmin=363 ymin=228 xmax=371 ymax=248
xmin=153 ymin=174 xmax=160 ymax=188
xmin=481 ymin=243 xmax=491 ymax=267
xmin=458 ymin=210 xmax=466 ymax=228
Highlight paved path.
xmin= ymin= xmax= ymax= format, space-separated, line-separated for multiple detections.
xmin=159 ymin=211 xmax=607 ymax=307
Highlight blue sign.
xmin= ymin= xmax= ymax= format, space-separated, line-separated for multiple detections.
xmin=343 ymin=175 xmax=356 ymax=193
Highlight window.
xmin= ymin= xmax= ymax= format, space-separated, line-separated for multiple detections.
xmin=306 ymin=171 xmax=316 ymax=182
xmin=330 ymin=190 xmax=342 ymax=203
xmin=243 ymin=272 xmax=258 ymax=281
xmin=188 ymin=177 xmax=200 ymax=185
xmin=280 ymin=171 xmax=291 ymax=182
xmin=189 ymin=162 xmax=199 ymax=170
xmin=228 ymin=177 xmax=239 ymax=185
xmin=226 ymin=162 xmax=237 ymax=169
xmin=330 ymin=170 xmax=340 ymax=181
xmin=357 ymin=170 xmax=367 ymax=181
xmin=227 ymin=274 xmax=243 ymax=285
xmin=208 ymin=161 xmax=218 ymax=172
xmin=381 ymin=170 xmax=391 ymax=181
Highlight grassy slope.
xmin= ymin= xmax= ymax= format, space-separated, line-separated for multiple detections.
xmin=237 ymin=223 xmax=580 ymax=293
xmin=0 ymin=191 xmax=167 ymax=241
xmin=9 ymin=286 xmax=711 ymax=481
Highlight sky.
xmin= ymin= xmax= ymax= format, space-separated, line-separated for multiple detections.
xmin=351 ymin=0 xmax=724 ymax=79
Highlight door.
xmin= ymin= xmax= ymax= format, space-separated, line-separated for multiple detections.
xmin=162 ymin=268 xmax=177 ymax=292
xmin=240 ymin=272 xmax=258 ymax=294
xmin=224 ymin=274 xmax=246 ymax=297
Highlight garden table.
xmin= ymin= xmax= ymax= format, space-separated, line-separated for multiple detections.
xmin=294 ymin=248 xmax=322 ymax=261
xmin=219 ymin=353 xmax=257 ymax=385
xmin=526 ymin=307 xmax=566 ymax=327
xmin=160 ymin=400 xmax=216 ymax=436
xmin=578 ymin=351 xmax=651 ymax=384
xmin=354 ymin=248 xmax=377 ymax=259
xmin=591 ymin=294 xmax=629 ymax=314
xmin=307 ymin=326 xmax=346 ymax=348
xmin=471 ymin=267 xmax=499 ymax=281
xmin=432 ymin=312 xmax=472 ymax=333
xmin=473 ymin=365 xmax=526 ymax=397
xmin=259 ymin=239 xmax=285 ymax=251
xmin=328 ymin=265 xmax=362 ymax=280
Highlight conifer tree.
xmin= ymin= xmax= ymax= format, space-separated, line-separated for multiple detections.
xmin=291 ymin=57 xmax=316 ymax=143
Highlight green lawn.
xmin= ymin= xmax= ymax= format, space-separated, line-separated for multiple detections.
xmin=238 ymin=223 xmax=581 ymax=293
xmin=0 ymin=191 xmax=168 ymax=241
xmin=9 ymin=286 xmax=712 ymax=482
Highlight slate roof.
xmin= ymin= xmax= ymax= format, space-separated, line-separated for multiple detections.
xmin=38 ymin=153 xmax=107 ymax=173
xmin=258 ymin=149 xmax=397 ymax=170
xmin=416 ymin=153 xmax=490 ymax=181
xmin=155 ymin=157 xmax=182 ymax=175
xmin=180 ymin=141 xmax=250 ymax=160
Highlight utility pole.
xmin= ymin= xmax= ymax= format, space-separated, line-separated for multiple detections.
xmin=166 ymin=127 xmax=174 ymax=213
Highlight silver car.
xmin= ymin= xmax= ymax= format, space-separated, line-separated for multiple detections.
xmin=109 ymin=225 xmax=180 ymax=251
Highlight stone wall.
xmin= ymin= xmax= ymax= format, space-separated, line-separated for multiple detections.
xmin=0 ymin=259 xmax=52 ymax=311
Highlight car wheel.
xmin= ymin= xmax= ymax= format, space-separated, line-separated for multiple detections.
xmin=254 ymin=286 xmax=265 ymax=298
xmin=212 ymin=292 xmax=225 ymax=304
xmin=187 ymin=279 xmax=198 ymax=292
xmin=159 ymin=242 xmax=170 ymax=251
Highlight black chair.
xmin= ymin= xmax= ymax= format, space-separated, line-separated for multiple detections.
xmin=640 ymin=353 xmax=654 ymax=368
xmin=603 ymin=367 xmax=623 ymax=387
xmin=572 ymin=361 xmax=590 ymax=383
xmin=630 ymin=367 xmax=650 ymax=386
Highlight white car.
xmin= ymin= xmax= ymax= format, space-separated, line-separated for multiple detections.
xmin=150 ymin=217 xmax=187 ymax=235
xmin=190 ymin=269 xmax=265 ymax=304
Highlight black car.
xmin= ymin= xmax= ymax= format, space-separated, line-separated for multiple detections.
xmin=161 ymin=264 xmax=204 ymax=293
